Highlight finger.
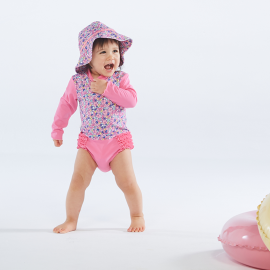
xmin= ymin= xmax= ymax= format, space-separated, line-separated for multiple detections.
xmin=55 ymin=140 xmax=62 ymax=147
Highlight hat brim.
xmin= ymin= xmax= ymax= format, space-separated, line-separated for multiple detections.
xmin=75 ymin=31 xmax=132 ymax=73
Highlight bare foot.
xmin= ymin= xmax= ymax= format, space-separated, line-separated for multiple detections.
xmin=53 ymin=220 xmax=77 ymax=234
xmin=127 ymin=216 xmax=145 ymax=232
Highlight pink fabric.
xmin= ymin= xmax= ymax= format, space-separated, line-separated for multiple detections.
xmin=77 ymin=131 xmax=134 ymax=172
xmin=51 ymin=71 xmax=137 ymax=140
xmin=77 ymin=132 xmax=88 ymax=150
xmin=51 ymin=77 xmax=78 ymax=140
xmin=87 ymin=69 xmax=137 ymax=108
xmin=114 ymin=131 xmax=134 ymax=151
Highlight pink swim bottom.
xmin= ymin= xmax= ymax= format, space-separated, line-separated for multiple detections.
xmin=77 ymin=131 xmax=134 ymax=172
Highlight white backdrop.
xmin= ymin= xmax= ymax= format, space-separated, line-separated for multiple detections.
xmin=0 ymin=0 xmax=269 ymax=160
xmin=0 ymin=1 xmax=270 ymax=269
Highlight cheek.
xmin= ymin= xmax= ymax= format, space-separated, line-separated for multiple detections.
xmin=94 ymin=58 xmax=104 ymax=69
xmin=116 ymin=55 xmax=120 ymax=65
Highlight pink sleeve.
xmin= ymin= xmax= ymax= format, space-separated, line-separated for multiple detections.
xmin=51 ymin=76 xmax=78 ymax=140
xmin=102 ymin=73 xmax=137 ymax=108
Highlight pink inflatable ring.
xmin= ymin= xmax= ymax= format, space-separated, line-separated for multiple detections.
xmin=218 ymin=210 xmax=270 ymax=269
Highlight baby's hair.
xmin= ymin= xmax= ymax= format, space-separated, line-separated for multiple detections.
xmin=88 ymin=38 xmax=123 ymax=71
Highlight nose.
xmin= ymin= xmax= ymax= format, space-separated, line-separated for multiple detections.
xmin=107 ymin=51 xmax=115 ymax=60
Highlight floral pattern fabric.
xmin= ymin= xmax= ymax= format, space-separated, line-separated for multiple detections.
xmin=75 ymin=21 xmax=132 ymax=73
xmin=73 ymin=70 xmax=130 ymax=140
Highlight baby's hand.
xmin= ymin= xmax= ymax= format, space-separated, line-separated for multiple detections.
xmin=91 ymin=78 xmax=107 ymax=94
xmin=53 ymin=139 xmax=63 ymax=147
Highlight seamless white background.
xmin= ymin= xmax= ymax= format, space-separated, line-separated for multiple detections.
xmin=1 ymin=0 xmax=269 ymax=159
xmin=0 ymin=1 xmax=269 ymax=269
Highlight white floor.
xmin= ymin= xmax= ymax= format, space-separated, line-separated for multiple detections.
xmin=0 ymin=153 xmax=269 ymax=270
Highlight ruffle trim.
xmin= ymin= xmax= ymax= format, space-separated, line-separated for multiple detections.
xmin=115 ymin=132 xmax=134 ymax=151
xmin=256 ymin=194 xmax=270 ymax=251
xmin=77 ymin=132 xmax=88 ymax=150
xmin=217 ymin=236 xmax=269 ymax=251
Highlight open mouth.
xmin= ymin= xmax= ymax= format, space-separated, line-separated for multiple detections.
xmin=104 ymin=63 xmax=114 ymax=71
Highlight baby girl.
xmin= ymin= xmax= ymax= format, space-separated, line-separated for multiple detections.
xmin=51 ymin=21 xmax=145 ymax=233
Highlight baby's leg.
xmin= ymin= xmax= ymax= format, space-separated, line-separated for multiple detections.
xmin=53 ymin=148 xmax=97 ymax=234
xmin=110 ymin=149 xmax=145 ymax=232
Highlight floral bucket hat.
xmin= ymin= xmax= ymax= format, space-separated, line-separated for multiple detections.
xmin=75 ymin=21 xmax=133 ymax=73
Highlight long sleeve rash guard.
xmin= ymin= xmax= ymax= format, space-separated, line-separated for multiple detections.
xmin=51 ymin=71 xmax=137 ymax=140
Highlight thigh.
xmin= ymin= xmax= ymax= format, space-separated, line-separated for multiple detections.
xmin=110 ymin=149 xmax=136 ymax=186
xmin=73 ymin=148 xmax=98 ymax=181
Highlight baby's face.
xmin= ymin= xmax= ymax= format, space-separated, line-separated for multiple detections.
xmin=89 ymin=41 xmax=120 ymax=77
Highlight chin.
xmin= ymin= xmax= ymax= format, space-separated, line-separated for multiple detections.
xmin=102 ymin=69 xmax=115 ymax=77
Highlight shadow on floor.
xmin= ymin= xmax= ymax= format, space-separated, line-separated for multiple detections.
xmin=0 ymin=228 xmax=127 ymax=233
xmin=77 ymin=228 xmax=127 ymax=232
xmin=174 ymin=250 xmax=256 ymax=270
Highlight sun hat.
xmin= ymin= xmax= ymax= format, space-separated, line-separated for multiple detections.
xmin=75 ymin=21 xmax=132 ymax=73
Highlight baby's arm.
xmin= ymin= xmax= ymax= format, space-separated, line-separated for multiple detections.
xmin=102 ymin=73 xmax=137 ymax=108
xmin=51 ymin=76 xmax=78 ymax=146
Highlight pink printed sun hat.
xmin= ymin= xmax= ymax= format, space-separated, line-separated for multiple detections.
xmin=75 ymin=21 xmax=133 ymax=73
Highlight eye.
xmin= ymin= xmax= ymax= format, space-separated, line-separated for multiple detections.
xmin=113 ymin=49 xmax=119 ymax=53
xmin=100 ymin=51 xmax=106 ymax=54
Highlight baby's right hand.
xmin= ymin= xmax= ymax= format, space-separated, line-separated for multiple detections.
xmin=53 ymin=140 xmax=63 ymax=147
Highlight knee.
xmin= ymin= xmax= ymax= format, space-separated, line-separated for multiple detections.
xmin=71 ymin=171 xmax=92 ymax=189
xmin=117 ymin=177 xmax=137 ymax=193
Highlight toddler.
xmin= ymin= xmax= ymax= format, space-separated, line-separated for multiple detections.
xmin=51 ymin=21 xmax=145 ymax=233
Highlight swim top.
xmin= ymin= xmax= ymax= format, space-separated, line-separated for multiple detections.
xmin=51 ymin=68 xmax=137 ymax=140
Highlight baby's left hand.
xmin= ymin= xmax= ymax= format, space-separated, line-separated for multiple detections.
xmin=90 ymin=78 xmax=107 ymax=94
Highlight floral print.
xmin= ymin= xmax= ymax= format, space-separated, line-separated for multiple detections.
xmin=75 ymin=21 xmax=132 ymax=73
xmin=73 ymin=70 xmax=130 ymax=140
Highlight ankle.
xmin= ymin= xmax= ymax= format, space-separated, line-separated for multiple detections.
xmin=65 ymin=217 xmax=78 ymax=224
xmin=131 ymin=214 xmax=144 ymax=219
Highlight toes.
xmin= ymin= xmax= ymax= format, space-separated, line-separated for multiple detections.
xmin=53 ymin=227 xmax=59 ymax=233
xmin=60 ymin=228 xmax=67 ymax=233
xmin=128 ymin=225 xmax=145 ymax=233
xmin=56 ymin=227 xmax=63 ymax=233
